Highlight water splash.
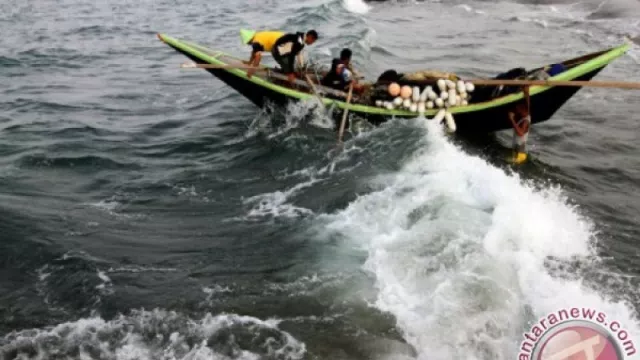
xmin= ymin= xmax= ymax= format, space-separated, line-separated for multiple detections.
xmin=0 ymin=309 xmax=306 ymax=360
xmin=343 ymin=0 xmax=371 ymax=14
xmin=316 ymin=119 xmax=640 ymax=359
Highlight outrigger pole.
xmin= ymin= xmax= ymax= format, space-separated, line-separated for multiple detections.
xmin=179 ymin=61 xmax=640 ymax=165
xmin=466 ymin=78 xmax=640 ymax=89
xmin=180 ymin=62 xmax=640 ymax=89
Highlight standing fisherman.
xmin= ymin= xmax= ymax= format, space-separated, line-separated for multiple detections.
xmin=508 ymin=86 xmax=531 ymax=164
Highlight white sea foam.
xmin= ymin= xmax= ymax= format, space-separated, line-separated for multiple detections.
xmin=343 ymin=0 xmax=370 ymax=14
xmin=245 ymin=97 xmax=335 ymax=140
xmin=317 ymin=118 xmax=640 ymax=359
xmin=0 ymin=310 xmax=306 ymax=360
xmin=242 ymin=177 xmax=318 ymax=219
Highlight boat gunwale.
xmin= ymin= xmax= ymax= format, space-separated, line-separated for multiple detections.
xmin=157 ymin=33 xmax=630 ymax=117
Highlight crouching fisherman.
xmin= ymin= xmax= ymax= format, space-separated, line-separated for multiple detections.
xmin=320 ymin=48 xmax=365 ymax=94
xmin=242 ymin=29 xmax=318 ymax=82
xmin=272 ymin=30 xmax=318 ymax=83
xmin=508 ymin=86 xmax=532 ymax=164
xmin=242 ymin=29 xmax=284 ymax=78
xmin=267 ymin=30 xmax=319 ymax=84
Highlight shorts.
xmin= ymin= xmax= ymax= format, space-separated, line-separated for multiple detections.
xmin=271 ymin=47 xmax=295 ymax=74
xmin=514 ymin=122 xmax=529 ymax=151
xmin=515 ymin=133 xmax=528 ymax=147
xmin=250 ymin=42 xmax=265 ymax=53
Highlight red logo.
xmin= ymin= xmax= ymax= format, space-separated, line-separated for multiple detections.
xmin=532 ymin=321 xmax=623 ymax=360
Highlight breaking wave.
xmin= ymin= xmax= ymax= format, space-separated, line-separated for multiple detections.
xmin=315 ymin=119 xmax=640 ymax=358
xmin=0 ymin=310 xmax=306 ymax=360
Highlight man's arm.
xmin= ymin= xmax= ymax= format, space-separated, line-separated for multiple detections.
xmin=286 ymin=42 xmax=304 ymax=72
xmin=249 ymin=50 xmax=261 ymax=66
xmin=246 ymin=43 xmax=259 ymax=64
xmin=246 ymin=44 xmax=263 ymax=77
xmin=508 ymin=110 xmax=527 ymax=136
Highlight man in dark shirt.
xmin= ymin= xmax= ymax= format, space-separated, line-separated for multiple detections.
xmin=271 ymin=30 xmax=318 ymax=84
xmin=320 ymin=48 xmax=364 ymax=94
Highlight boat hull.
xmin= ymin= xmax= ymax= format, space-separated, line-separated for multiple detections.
xmin=203 ymin=64 xmax=605 ymax=133
xmin=158 ymin=34 xmax=628 ymax=134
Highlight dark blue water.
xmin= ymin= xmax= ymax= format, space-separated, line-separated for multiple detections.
xmin=1 ymin=0 xmax=640 ymax=358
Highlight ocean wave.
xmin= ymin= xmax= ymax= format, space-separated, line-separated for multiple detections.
xmin=12 ymin=48 xmax=106 ymax=69
xmin=315 ymin=119 xmax=640 ymax=359
xmin=585 ymin=0 xmax=640 ymax=20
xmin=0 ymin=310 xmax=307 ymax=360
xmin=62 ymin=24 xmax=132 ymax=37
xmin=1 ymin=98 xmax=88 ymax=114
xmin=18 ymin=153 xmax=140 ymax=171
xmin=343 ymin=0 xmax=371 ymax=14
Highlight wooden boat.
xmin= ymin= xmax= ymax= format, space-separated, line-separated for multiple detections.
xmin=156 ymin=33 xmax=630 ymax=134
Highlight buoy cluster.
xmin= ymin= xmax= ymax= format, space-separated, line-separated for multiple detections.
xmin=373 ymin=79 xmax=476 ymax=133
xmin=375 ymin=79 xmax=475 ymax=113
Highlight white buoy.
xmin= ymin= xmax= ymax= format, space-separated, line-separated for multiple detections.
xmin=412 ymin=86 xmax=420 ymax=102
xmin=444 ymin=111 xmax=456 ymax=133
xmin=440 ymin=91 xmax=449 ymax=100
xmin=446 ymin=80 xmax=456 ymax=90
xmin=461 ymin=100 xmax=468 ymax=106
xmin=375 ymin=100 xmax=383 ymax=107
xmin=428 ymin=90 xmax=438 ymax=100
xmin=457 ymin=80 xmax=466 ymax=94
xmin=410 ymin=103 xmax=418 ymax=112
xmin=435 ymin=98 xmax=444 ymax=108
xmin=437 ymin=79 xmax=447 ymax=92
xmin=448 ymin=89 xmax=457 ymax=100
xmin=426 ymin=101 xmax=434 ymax=109
xmin=465 ymin=82 xmax=475 ymax=92
xmin=403 ymin=98 xmax=412 ymax=108
xmin=385 ymin=102 xmax=394 ymax=110
xmin=456 ymin=95 xmax=462 ymax=105
xmin=394 ymin=97 xmax=403 ymax=106
xmin=433 ymin=109 xmax=446 ymax=123
xmin=460 ymin=91 xmax=468 ymax=100
xmin=424 ymin=86 xmax=433 ymax=97
xmin=419 ymin=87 xmax=430 ymax=102
xmin=418 ymin=102 xmax=426 ymax=115
xmin=448 ymin=94 xmax=457 ymax=107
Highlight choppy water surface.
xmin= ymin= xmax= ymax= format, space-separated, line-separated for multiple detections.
xmin=1 ymin=0 xmax=640 ymax=358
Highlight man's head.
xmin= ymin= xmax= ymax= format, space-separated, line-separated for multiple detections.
xmin=305 ymin=30 xmax=318 ymax=45
xmin=340 ymin=48 xmax=352 ymax=64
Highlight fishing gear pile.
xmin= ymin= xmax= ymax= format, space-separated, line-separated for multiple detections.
xmin=374 ymin=79 xmax=475 ymax=113
xmin=372 ymin=79 xmax=476 ymax=132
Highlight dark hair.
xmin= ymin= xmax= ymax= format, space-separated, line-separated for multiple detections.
xmin=340 ymin=48 xmax=352 ymax=60
xmin=306 ymin=30 xmax=318 ymax=39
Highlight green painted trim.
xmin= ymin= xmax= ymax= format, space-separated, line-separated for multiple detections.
xmin=158 ymin=33 xmax=630 ymax=117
